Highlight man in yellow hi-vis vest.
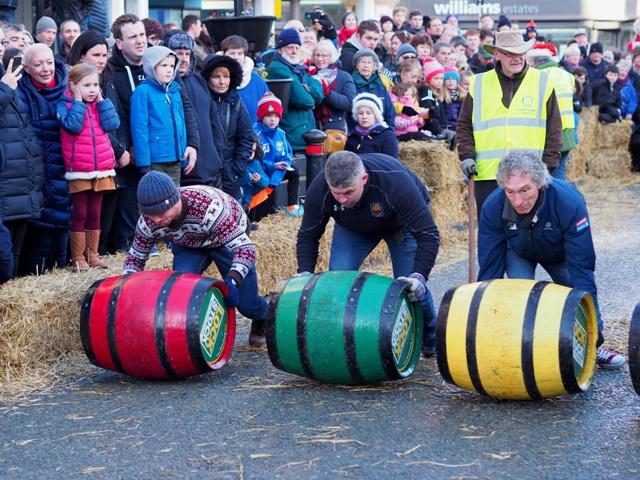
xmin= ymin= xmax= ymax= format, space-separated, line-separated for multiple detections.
xmin=457 ymin=30 xmax=563 ymax=213
xmin=527 ymin=47 xmax=577 ymax=181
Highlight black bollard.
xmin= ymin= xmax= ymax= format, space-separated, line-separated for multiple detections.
xmin=303 ymin=129 xmax=327 ymax=189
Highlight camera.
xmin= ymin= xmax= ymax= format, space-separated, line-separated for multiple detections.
xmin=304 ymin=8 xmax=324 ymax=22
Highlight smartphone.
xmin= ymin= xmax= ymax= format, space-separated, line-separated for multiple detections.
xmin=11 ymin=55 xmax=22 ymax=72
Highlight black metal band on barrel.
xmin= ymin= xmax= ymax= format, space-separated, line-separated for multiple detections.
xmin=629 ymin=303 xmax=640 ymax=395
xmin=297 ymin=274 xmax=321 ymax=378
xmin=107 ymin=275 xmax=128 ymax=373
xmin=379 ymin=280 xmax=410 ymax=381
xmin=343 ymin=273 xmax=371 ymax=384
xmin=265 ymin=291 xmax=283 ymax=371
xmin=154 ymin=272 xmax=182 ymax=379
xmin=466 ymin=281 xmax=490 ymax=396
xmin=79 ymin=279 xmax=103 ymax=367
xmin=185 ymin=278 xmax=216 ymax=373
xmin=435 ymin=287 xmax=456 ymax=385
xmin=521 ymin=281 xmax=550 ymax=400
xmin=558 ymin=290 xmax=586 ymax=394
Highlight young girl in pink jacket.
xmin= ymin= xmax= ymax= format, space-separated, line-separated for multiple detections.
xmin=390 ymin=82 xmax=431 ymax=141
xmin=56 ymin=64 xmax=120 ymax=270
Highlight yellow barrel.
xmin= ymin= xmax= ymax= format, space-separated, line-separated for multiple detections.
xmin=436 ymin=279 xmax=598 ymax=400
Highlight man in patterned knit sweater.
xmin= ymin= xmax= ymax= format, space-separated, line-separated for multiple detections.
xmin=123 ymin=171 xmax=268 ymax=346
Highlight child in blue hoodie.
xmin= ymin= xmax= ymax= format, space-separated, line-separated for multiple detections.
xmin=253 ymin=92 xmax=303 ymax=217
xmin=130 ymin=46 xmax=196 ymax=186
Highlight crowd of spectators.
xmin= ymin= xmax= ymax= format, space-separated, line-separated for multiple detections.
xmin=1 ymin=9 xmax=640 ymax=284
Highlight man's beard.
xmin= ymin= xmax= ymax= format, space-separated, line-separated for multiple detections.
xmin=282 ymin=52 xmax=300 ymax=65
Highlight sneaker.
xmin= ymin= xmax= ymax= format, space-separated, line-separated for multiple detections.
xmin=286 ymin=205 xmax=304 ymax=217
xmin=596 ymin=346 xmax=625 ymax=370
xmin=249 ymin=319 xmax=266 ymax=348
xmin=422 ymin=343 xmax=435 ymax=358
xmin=149 ymin=245 xmax=159 ymax=257
xmin=250 ymin=222 xmax=259 ymax=231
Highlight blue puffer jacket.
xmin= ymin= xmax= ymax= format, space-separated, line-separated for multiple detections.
xmin=478 ymin=180 xmax=598 ymax=304
xmin=130 ymin=48 xmax=187 ymax=169
xmin=237 ymin=56 xmax=270 ymax=124
xmin=0 ymin=67 xmax=44 ymax=222
xmin=254 ymin=121 xmax=294 ymax=187
xmin=350 ymin=72 xmax=395 ymax=131
xmin=17 ymin=59 xmax=70 ymax=230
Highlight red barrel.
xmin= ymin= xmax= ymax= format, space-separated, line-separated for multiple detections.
xmin=80 ymin=271 xmax=236 ymax=379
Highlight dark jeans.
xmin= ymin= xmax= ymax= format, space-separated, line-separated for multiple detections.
xmin=0 ymin=217 xmax=13 ymax=284
xmin=114 ymin=165 xmax=140 ymax=252
xmin=171 ymin=244 xmax=268 ymax=322
xmin=4 ymin=219 xmax=28 ymax=277
xmin=280 ymin=167 xmax=300 ymax=207
xmin=474 ymin=179 xmax=498 ymax=216
xmin=22 ymin=226 xmax=69 ymax=274
xmin=551 ymin=151 xmax=570 ymax=181
xmin=99 ymin=190 xmax=118 ymax=255
xmin=328 ymin=223 xmax=437 ymax=348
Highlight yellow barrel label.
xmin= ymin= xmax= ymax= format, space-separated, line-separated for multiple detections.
xmin=199 ymin=291 xmax=227 ymax=365
xmin=572 ymin=304 xmax=588 ymax=374
xmin=391 ymin=300 xmax=416 ymax=371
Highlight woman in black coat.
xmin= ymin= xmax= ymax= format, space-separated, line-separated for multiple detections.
xmin=201 ymin=54 xmax=254 ymax=200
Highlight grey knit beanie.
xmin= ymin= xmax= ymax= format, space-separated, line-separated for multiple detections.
xmin=137 ymin=171 xmax=181 ymax=215
xmin=353 ymin=48 xmax=379 ymax=69
xmin=36 ymin=16 xmax=57 ymax=35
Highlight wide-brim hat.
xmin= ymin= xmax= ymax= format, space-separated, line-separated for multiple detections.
xmin=484 ymin=30 xmax=536 ymax=56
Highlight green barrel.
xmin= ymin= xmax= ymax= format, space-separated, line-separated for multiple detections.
xmin=265 ymin=271 xmax=423 ymax=384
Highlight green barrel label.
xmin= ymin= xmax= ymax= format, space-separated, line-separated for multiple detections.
xmin=199 ymin=290 xmax=228 ymax=366
xmin=391 ymin=300 xmax=416 ymax=372
xmin=572 ymin=303 xmax=588 ymax=376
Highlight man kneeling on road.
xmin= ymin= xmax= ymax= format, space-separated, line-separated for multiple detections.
xmin=296 ymin=151 xmax=440 ymax=356
xmin=477 ymin=149 xmax=624 ymax=369
xmin=123 ymin=171 xmax=268 ymax=347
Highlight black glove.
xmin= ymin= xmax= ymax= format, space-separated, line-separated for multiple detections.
xmin=402 ymin=105 xmax=420 ymax=116
xmin=317 ymin=14 xmax=337 ymax=40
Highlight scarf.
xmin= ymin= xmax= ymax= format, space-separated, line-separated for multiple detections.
xmin=338 ymin=27 xmax=357 ymax=47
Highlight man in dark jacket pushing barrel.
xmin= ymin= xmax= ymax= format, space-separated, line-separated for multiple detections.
xmin=477 ymin=149 xmax=624 ymax=369
xmin=123 ymin=171 xmax=268 ymax=347
xmin=296 ymin=151 xmax=440 ymax=356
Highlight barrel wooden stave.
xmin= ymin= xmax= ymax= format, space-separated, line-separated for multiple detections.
xmin=80 ymin=271 xmax=235 ymax=380
xmin=436 ymin=279 xmax=597 ymax=400
xmin=266 ymin=271 xmax=423 ymax=385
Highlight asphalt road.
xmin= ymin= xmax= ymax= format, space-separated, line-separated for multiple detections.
xmin=1 ymin=180 xmax=640 ymax=479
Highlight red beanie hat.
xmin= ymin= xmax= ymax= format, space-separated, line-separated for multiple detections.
xmin=257 ymin=92 xmax=283 ymax=121
xmin=423 ymin=61 xmax=445 ymax=83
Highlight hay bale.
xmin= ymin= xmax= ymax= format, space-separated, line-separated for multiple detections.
xmin=249 ymin=212 xmax=388 ymax=294
xmin=398 ymin=140 xmax=467 ymax=245
xmin=587 ymin=149 xmax=632 ymax=178
xmin=595 ymin=119 xmax=633 ymax=150
xmin=568 ymin=107 xmax=598 ymax=181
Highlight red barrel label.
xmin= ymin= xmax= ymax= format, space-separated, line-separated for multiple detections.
xmin=199 ymin=289 xmax=228 ymax=366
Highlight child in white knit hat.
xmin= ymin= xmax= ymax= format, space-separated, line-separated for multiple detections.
xmin=345 ymin=92 xmax=399 ymax=157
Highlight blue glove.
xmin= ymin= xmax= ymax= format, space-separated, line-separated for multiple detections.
xmin=397 ymin=273 xmax=427 ymax=302
xmin=223 ymin=275 xmax=240 ymax=308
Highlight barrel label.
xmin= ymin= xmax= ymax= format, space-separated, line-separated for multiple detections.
xmin=199 ymin=291 xmax=227 ymax=365
xmin=391 ymin=300 xmax=415 ymax=371
xmin=572 ymin=305 xmax=588 ymax=371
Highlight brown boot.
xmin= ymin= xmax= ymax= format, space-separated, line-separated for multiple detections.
xmin=248 ymin=319 xmax=266 ymax=348
xmin=85 ymin=230 xmax=108 ymax=269
xmin=69 ymin=232 xmax=89 ymax=271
